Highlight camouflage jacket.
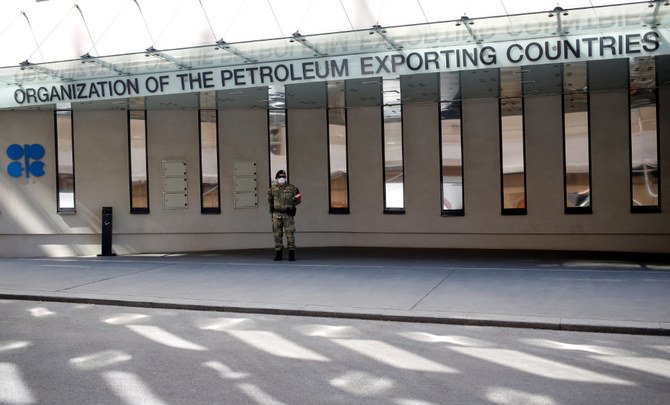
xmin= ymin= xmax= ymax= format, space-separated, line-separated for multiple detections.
xmin=268 ymin=183 xmax=301 ymax=215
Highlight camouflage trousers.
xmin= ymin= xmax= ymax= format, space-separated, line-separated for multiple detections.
xmin=272 ymin=212 xmax=296 ymax=250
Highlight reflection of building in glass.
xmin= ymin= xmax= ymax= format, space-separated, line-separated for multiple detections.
xmin=199 ymin=109 xmax=220 ymax=212
xmin=500 ymin=67 xmax=526 ymax=212
xmin=563 ymin=62 xmax=591 ymax=212
xmin=269 ymin=109 xmax=287 ymax=182
xmin=383 ymin=78 xmax=404 ymax=210
xmin=440 ymin=71 xmax=464 ymax=213
xmin=630 ymin=57 xmax=659 ymax=208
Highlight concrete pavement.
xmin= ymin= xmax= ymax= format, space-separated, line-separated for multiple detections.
xmin=1 ymin=247 xmax=669 ymax=335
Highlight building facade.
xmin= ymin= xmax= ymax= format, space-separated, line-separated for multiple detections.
xmin=1 ymin=2 xmax=669 ymax=257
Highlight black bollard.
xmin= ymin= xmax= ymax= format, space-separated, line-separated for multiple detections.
xmin=98 ymin=206 xmax=116 ymax=256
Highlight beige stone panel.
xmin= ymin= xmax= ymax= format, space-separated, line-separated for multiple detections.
xmin=286 ymin=108 xmax=329 ymax=229
xmin=219 ymin=108 xmax=273 ymax=233
xmin=0 ymin=111 xmax=59 ymax=236
xmin=67 ymin=110 xmax=129 ymax=234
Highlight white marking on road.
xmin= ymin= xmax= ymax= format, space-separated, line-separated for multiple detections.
xmin=126 ymin=325 xmax=207 ymax=351
xmin=0 ymin=363 xmax=35 ymax=404
xmin=227 ymin=330 xmax=329 ymax=362
xmin=331 ymin=339 xmax=456 ymax=373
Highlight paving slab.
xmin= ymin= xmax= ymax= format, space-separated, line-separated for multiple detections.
xmin=0 ymin=247 xmax=669 ymax=335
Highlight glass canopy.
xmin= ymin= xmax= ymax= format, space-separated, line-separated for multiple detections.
xmin=1 ymin=1 xmax=667 ymax=88
xmin=1 ymin=0 xmax=669 ymax=113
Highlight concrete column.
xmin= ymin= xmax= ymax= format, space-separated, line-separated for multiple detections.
xmin=461 ymin=98 xmax=501 ymax=228
xmin=590 ymin=89 xmax=631 ymax=224
xmin=219 ymin=107 xmax=270 ymax=232
xmin=347 ymin=106 xmax=383 ymax=228
xmin=403 ymin=103 xmax=441 ymax=219
xmin=287 ymin=108 xmax=329 ymax=229
xmin=71 ymin=110 xmax=129 ymax=231
xmin=524 ymin=94 xmax=564 ymax=221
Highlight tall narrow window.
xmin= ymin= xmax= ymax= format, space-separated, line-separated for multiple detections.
xmin=439 ymin=72 xmax=464 ymax=215
xmin=630 ymin=56 xmax=660 ymax=212
xmin=199 ymin=109 xmax=220 ymax=213
xmin=499 ymin=67 xmax=527 ymax=214
xmin=268 ymin=84 xmax=287 ymax=183
xmin=563 ymin=62 xmax=592 ymax=213
xmin=382 ymin=77 xmax=404 ymax=212
xmin=327 ymin=81 xmax=349 ymax=213
xmin=129 ymin=108 xmax=149 ymax=213
xmin=55 ymin=109 xmax=75 ymax=213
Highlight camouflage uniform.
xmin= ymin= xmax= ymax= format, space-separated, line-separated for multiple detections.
xmin=268 ymin=181 xmax=301 ymax=252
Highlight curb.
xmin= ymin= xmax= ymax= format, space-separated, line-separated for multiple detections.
xmin=3 ymin=293 xmax=668 ymax=337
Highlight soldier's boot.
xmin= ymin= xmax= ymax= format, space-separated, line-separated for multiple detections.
xmin=288 ymin=250 xmax=295 ymax=261
xmin=274 ymin=249 xmax=282 ymax=261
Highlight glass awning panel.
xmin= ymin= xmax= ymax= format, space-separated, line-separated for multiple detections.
xmin=1 ymin=1 xmax=668 ymax=88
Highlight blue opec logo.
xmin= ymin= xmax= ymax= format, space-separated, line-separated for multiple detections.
xmin=6 ymin=144 xmax=46 ymax=178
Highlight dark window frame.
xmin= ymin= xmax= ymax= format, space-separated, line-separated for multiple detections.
xmin=54 ymin=109 xmax=76 ymax=214
xmin=128 ymin=109 xmax=150 ymax=214
xmin=198 ymin=109 xmax=221 ymax=214
xmin=562 ymin=62 xmax=593 ymax=215
xmin=629 ymin=56 xmax=661 ymax=213
xmin=326 ymin=106 xmax=351 ymax=214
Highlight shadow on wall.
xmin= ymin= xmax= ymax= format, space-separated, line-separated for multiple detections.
xmin=0 ymin=164 xmax=100 ymax=257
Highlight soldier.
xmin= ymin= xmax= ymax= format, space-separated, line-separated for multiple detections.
xmin=268 ymin=170 xmax=301 ymax=261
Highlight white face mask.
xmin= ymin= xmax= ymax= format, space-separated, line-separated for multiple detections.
xmin=277 ymin=178 xmax=286 ymax=185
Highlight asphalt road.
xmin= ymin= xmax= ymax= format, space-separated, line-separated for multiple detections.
xmin=1 ymin=299 xmax=669 ymax=405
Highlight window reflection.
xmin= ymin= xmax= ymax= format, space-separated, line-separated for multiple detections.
xmin=630 ymin=57 xmax=659 ymax=211
xmin=269 ymin=85 xmax=287 ymax=183
xmin=328 ymin=109 xmax=349 ymax=210
xmin=383 ymin=78 xmax=404 ymax=211
xmin=440 ymin=72 xmax=463 ymax=214
xmin=328 ymin=81 xmax=349 ymax=212
xmin=199 ymin=109 xmax=220 ymax=213
xmin=500 ymin=68 xmax=526 ymax=213
xmin=129 ymin=109 xmax=149 ymax=213
xmin=563 ymin=62 xmax=591 ymax=212
xmin=269 ymin=109 xmax=287 ymax=182
xmin=55 ymin=110 xmax=75 ymax=212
